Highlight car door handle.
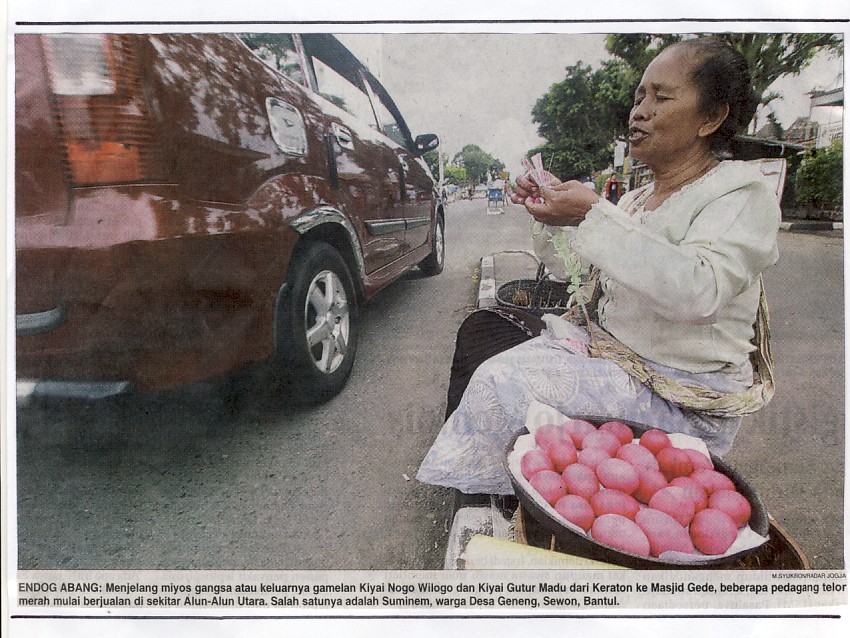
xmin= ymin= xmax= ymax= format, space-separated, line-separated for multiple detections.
xmin=332 ymin=123 xmax=354 ymax=151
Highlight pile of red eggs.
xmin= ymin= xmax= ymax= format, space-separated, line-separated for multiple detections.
xmin=519 ymin=419 xmax=752 ymax=558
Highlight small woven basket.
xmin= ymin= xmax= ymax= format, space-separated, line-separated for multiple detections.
xmin=496 ymin=265 xmax=572 ymax=317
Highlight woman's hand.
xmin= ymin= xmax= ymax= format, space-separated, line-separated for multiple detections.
xmin=524 ymin=181 xmax=602 ymax=227
xmin=511 ymin=170 xmax=561 ymax=204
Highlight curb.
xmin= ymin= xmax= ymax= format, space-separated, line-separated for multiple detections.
xmin=780 ymin=221 xmax=843 ymax=231
xmin=477 ymin=255 xmax=497 ymax=308
xmin=478 ymin=250 xmax=539 ymax=309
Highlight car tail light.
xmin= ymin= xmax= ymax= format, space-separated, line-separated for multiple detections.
xmin=42 ymin=34 xmax=164 ymax=185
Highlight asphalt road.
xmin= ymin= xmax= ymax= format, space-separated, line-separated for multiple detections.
xmin=724 ymin=228 xmax=844 ymax=569
xmin=15 ymin=196 xmax=534 ymax=570
xmin=15 ymin=199 xmax=844 ymax=570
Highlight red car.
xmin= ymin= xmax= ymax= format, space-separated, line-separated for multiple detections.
xmin=15 ymin=33 xmax=445 ymax=402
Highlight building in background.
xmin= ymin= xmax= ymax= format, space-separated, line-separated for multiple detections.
xmin=809 ymin=86 xmax=844 ymax=148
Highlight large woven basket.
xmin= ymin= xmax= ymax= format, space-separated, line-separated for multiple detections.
xmin=505 ymin=416 xmax=773 ymax=570
xmin=513 ymin=505 xmax=809 ymax=570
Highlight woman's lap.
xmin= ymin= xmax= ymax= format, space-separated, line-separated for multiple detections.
xmin=416 ymin=330 xmax=742 ymax=495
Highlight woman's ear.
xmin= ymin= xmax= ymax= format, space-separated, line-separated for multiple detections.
xmin=699 ymin=103 xmax=731 ymax=138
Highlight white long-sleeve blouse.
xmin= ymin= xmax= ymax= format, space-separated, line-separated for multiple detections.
xmin=568 ymin=160 xmax=781 ymax=373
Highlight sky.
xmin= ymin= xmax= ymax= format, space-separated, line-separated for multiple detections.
xmin=338 ymin=33 xmax=844 ymax=180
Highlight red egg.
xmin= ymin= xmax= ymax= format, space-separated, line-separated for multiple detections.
xmin=563 ymin=419 xmax=596 ymax=448
xmin=690 ymin=469 xmax=736 ymax=495
xmin=617 ymin=443 xmax=659 ymax=470
xmin=591 ymin=514 xmax=651 ymax=556
xmin=529 ymin=470 xmax=568 ymax=505
xmin=708 ymin=489 xmax=752 ymax=528
xmin=632 ymin=466 xmax=669 ymax=504
xmin=554 ymin=494 xmax=595 ymax=532
xmin=562 ymin=463 xmax=601 ymax=501
xmin=535 ymin=423 xmax=571 ymax=451
xmin=520 ymin=449 xmax=554 ymax=480
xmin=670 ymin=476 xmax=709 ymax=512
xmin=578 ymin=446 xmax=612 ymax=470
xmin=635 ymin=508 xmax=695 ymax=557
xmin=640 ymin=429 xmax=672 ymax=455
xmin=600 ymin=420 xmax=634 ymax=445
xmin=546 ymin=440 xmax=578 ymax=472
xmin=596 ymin=458 xmax=640 ymax=494
xmin=690 ymin=508 xmax=739 ymax=555
xmin=649 ymin=486 xmax=696 ymax=527
xmin=590 ymin=489 xmax=641 ymax=520
xmin=581 ymin=429 xmax=621 ymax=456
xmin=683 ymin=447 xmax=713 ymax=470
xmin=656 ymin=446 xmax=694 ymax=481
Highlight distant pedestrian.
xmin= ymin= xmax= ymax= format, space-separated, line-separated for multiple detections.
xmin=604 ymin=173 xmax=622 ymax=204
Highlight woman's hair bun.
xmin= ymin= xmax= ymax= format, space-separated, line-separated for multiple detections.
xmin=672 ymin=37 xmax=762 ymax=154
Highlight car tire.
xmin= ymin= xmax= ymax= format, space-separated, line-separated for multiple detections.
xmin=419 ymin=214 xmax=445 ymax=276
xmin=276 ymin=241 xmax=359 ymax=403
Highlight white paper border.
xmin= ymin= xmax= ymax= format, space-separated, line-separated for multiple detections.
xmin=3 ymin=1 xmax=849 ymax=637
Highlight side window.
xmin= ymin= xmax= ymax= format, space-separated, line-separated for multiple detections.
xmin=238 ymin=33 xmax=307 ymax=87
xmin=311 ymin=57 xmax=377 ymax=128
xmin=369 ymin=89 xmax=408 ymax=148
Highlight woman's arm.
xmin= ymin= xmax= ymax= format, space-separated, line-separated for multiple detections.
xmin=569 ymin=182 xmax=780 ymax=324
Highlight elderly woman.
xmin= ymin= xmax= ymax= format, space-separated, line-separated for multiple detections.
xmin=417 ymin=37 xmax=780 ymax=496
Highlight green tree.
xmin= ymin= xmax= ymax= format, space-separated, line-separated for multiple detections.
xmin=530 ymin=32 xmax=843 ymax=180
xmin=720 ymin=34 xmax=842 ymax=109
xmin=606 ymin=33 xmax=843 ymax=128
xmin=604 ymin=34 xmax=683 ymax=77
xmin=443 ymin=165 xmax=467 ymax=184
xmin=488 ymin=158 xmax=506 ymax=182
xmin=453 ymin=144 xmax=503 ymax=185
xmin=422 ymin=151 xmax=472 ymax=185
xmin=529 ymin=60 xmax=633 ymax=180
xmin=795 ymin=141 xmax=843 ymax=209
xmin=422 ymin=150 xmax=440 ymax=179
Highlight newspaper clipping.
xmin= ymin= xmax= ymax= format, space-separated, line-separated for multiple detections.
xmin=4 ymin=1 xmax=848 ymax=637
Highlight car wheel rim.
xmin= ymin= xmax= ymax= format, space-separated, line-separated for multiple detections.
xmin=435 ymin=222 xmax=444 ymax=267
xmin=304 ymin=269 xmax=350 ymax=374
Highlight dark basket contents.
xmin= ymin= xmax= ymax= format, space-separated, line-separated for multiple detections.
xmin=496 ymin=279 xmax=572 ymax=316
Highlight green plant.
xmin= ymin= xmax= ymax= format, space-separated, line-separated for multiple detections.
xmin=795 ymin=141 xmax=843 ymax=209
xmin=551 ymin=231 xmax=590 ymax=308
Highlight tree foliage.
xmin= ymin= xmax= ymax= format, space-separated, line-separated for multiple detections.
xmin=443 ymin=165 xmax=468 ymax=184
xmin=795 ymin=141 xmax=843 ymax=209
xmin=529 ymin=60 xmax=633 ymax=180
xmin=422 ymin=150 xmax=440 ymax=178
xmin=604 ymin=34 xmax=683 ymax=76
xmin=718 ymin=33 xmax=843 ymax=103
xmin=419 ymin=150 xmax=468 ymax=184
xmin=452 ymin=144 xmax=504 ymax=184
xmin=529 ymin=32 xmax=842 ymax=179
xmin=606 ymin=33 xmax=843 ymax=115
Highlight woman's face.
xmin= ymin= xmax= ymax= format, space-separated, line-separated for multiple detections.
xmin=628 ymin=46 xmax=717 ymax=170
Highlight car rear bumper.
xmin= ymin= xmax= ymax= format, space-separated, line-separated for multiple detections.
xmin=16 ymin=302 xmax=66 ymax=336
xmin=15 ymin=185 xmax=297 ymax=390
xmin=17 ymin=379 xmax=132 ymax=402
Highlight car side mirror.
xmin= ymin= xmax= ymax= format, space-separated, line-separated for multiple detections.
xmin=414 ymin=133 xmax=439 ymax=155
